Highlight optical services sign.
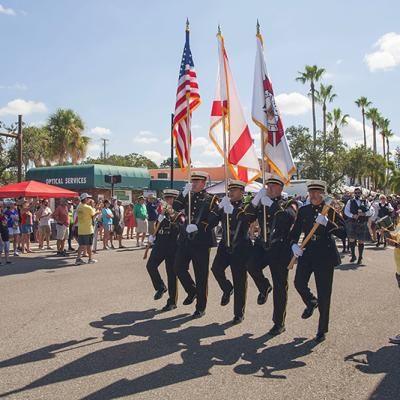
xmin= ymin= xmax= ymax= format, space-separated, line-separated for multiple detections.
xmin=46 ymin=177 xmax=88 ymax=185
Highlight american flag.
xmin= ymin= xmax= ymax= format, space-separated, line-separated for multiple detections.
xmin=173 ymin=22 xmax=201 ymax=168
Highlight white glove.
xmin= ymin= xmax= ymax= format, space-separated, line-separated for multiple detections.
xmin=291 ymin=243 xmax=303 ymax=258
xmin=223 ymin=202 xmax=234 ymax=215
xmin=316 ymin=213 xmax=328 ymax=226
xmin=218 ymin=195 xmax=231 ymax=209
xmin=260 ymin=195 xmax=273 ymax=207
xmin=157 ymin=214 xmax=165 ymax=223
xmin=182 ymin=183 xmax=192 ymax=197
xmin=251 ymin=188 xmax=267 ymax=207
xmin=186 ymin=224 xmax=198 ymax=234
xmin=148 ymin=235 xmax=155 ymax=244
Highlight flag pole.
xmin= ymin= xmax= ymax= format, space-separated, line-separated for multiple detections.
xmin=186 ymin=19 xmax=192 ymax=225
xmin=218 ymin=26 xmax=231 ymax=248
xmin=257 ymin=20 xmax=267 ymax=243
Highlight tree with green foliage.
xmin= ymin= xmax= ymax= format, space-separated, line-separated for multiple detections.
xmin=365 ymin=107 xmax=380 ymax=154
xmin=46 ymin=109 xmax=89 ymax=164
xmin=160 ymin=157 xmax=180 ymax=168
xmin=84 ymin=153 xmax=158 ymax=169
xmin=355 ymin=96 xmax=372 ymax=149
xmin=296 ymin=65 xmax=325 ymax=147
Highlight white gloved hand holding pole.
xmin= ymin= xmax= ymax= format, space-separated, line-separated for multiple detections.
xmin=148 ymin=235 xmax=155 ymax=244
xmin=186 ymin=224 xmax=198 ymax=234
xmin=291 ymin=243 xmax=303 ymax=258
xmin=251 ymin=188 xmax=267 ymax=207
xmin=157 ymin=214 xmax=165 ymax=223
xmin=183 ymin=183 xmax=192 ymax=198
xmin=316 ymin=213 xmax=328 ymax=226
xmin=260 ymin=195 xmax=273 ymax=207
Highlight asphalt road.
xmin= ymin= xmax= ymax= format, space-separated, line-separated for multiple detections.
xmin=0 ymin=240 xmax=399 ymax=400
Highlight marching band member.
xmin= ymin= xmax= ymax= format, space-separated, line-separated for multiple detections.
xmin=247 ymin=174 xmax=298 ymax=336
xmin=344 ymin=187 xmax=374 ymax=264
xmin=290 ymin=180 xmax=345 ymax=343
xmin=173 ymin=171 xmax=217 ymax=319
xmin=145 ymin=189 xmax=181 ymax=312
xmin=208 ymin=179 xmax=257 ymax=324
xmin=376 ymin=194 xmax=394 ymax=248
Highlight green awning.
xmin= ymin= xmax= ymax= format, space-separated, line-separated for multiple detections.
xmin=26 ymin=164 xmax=151 ymax=190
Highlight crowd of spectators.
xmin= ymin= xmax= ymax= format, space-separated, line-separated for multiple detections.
xmin=0 ymin=193 xmax=163 ymax=265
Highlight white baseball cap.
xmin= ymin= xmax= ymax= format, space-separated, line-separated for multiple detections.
xmin=80 ymin=193 xmax=92 ymax=201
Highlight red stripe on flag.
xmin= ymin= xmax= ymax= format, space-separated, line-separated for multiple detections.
xmin=237 ymin=166 xmax=248 ymax=182
xmin=228 ymin=125 xmax=253 ymax=164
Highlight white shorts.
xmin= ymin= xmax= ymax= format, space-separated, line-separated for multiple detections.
xmin=136 ymin=219 xmax=148 ymax=234
xmin=8 ymin=227 xmax=20 ymax=236
xmin=56 ymin=224 xmax=69 ymax=240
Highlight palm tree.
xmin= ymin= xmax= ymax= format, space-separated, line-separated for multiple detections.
xmin=365 ymin=108 xmax=380 ymax=154
xmin=296 ymin=65 xmax=325 ymax=147
xmin=386 ymin=129 xmax=394 ymax=163
xmin=315 ymin=84 xmax=336 ymax=141
xmin=46 ymin=109 xmax=89 ymax=165
xmin=377 ymin=117 xmax=390 ymax=159
xmin=355 ymin=97 xmax=372 ymax=149
xmin=327 ymin=108 xmax=349 ymax=135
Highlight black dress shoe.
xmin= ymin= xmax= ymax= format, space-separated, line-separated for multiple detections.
xmin=192 ymin=310 xmax=205 ymax=319
xmin=357 ymin=257 xmax=363 ymax=265
xmin=257 ymin=286 xmax=272 ymax=305
xmin=268 ymin=324 xmax=286 ymax=336
xmin=221 ymin=288 xmax=233 ymax=306
xmin=161 ymin=303 xmax=177 ymax=312
xmin=314 ymin=332 xmax=326 ymax=343
xmin=154 ymin=287 xmax=167 ymax=300
xmin=183 ymin=293 xmax=196 ymax=305
xmin=301 ymin=301 xmax=318 ymax=319
xmin=350 ymin=255 xmax=357 ymax=263
xmin=232 ymin=316 xmax=244 ymax=325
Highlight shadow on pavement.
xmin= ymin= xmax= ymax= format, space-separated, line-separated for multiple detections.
xmin=335 ymin=263 xmax=367 ymax=271
xmin=0 ymin=306 xmax=319 ymax=399
xmin=345 ymin=344 xmax=400 ymax=400
xmin=0 ymin=254 xmax=76 ymax=277
xmin=0 ymin=338 xmax=96 ymax=369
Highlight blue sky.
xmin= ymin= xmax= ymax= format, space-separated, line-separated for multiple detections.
xmin=1 ymin=0 xmax=399 ymax=166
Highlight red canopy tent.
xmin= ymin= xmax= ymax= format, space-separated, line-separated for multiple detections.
xmin=0 ymin=180 xmax=78 ymax=198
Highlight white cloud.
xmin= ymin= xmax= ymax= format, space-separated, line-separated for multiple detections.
xmin=132 ymin=130 xmax=159 ymax=144
xmin=87 ymin=143 xmax=101 ymax=158
xmin=0 ymin=99 xmax=47 ymax=116
xmin=322 ymin=71 xmax=334 ymax=80
xmin=192 ymin=136 xmax=208 ymax=147
xmin=0 ymin=4 xmax=16 ymax=16
xmin=90 ymin=126 xmax=111 ymax=136
xmin=341 ymin=116 xmax=373 ymax=147
xmin=275 ymin=92 xmax=312 ymax=115
xmin=365 ymin=32 xmax=400 ymax=71
xmin=143 ymin=150 xmax=165 ymax=164
xmin=0 ymin=82 xmax=27 ymax=90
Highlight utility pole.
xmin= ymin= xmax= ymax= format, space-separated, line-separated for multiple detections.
xmin=101 ymin=138 xmax=109 ymax=160
xmin=17 ymin=115 xmax=23 ymax=182
xmin=0 ymin=114 xmax=23 ymax=182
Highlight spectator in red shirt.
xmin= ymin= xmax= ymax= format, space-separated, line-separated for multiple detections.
xmin=52 ymin=198 xmax=70 ymax=256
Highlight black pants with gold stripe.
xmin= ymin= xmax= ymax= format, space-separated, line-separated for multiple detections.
xmin=146 ymin=236 xmax=178 ymax=306
xmin=174 ymin=241 xmax=210 ymax=312
xmin=248 ymin=243 xmax=290 ymax=327
xmin=211 ymin=240 xmax=250 ymax=318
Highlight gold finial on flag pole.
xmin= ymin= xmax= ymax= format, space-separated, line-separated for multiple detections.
xmin=256 ymin=19 xmax=260 ymax=34
xmin=217 ymin=24 xmax=221 ymax=35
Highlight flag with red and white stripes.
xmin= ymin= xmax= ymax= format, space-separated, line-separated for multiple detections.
xmin=173 ymin=24 xmax=200 ymax=169
xmin=252 ymin=30 xmax=295 ymax=183
xmin=209 ymin=32 xmax=261 ymax=183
